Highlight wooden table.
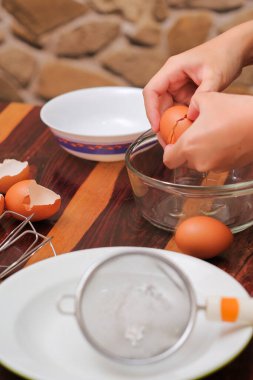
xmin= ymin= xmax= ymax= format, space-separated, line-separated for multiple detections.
xmin=0 ymin=102 xmax=253 ymax=380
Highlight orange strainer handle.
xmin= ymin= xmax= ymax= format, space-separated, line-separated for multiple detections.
xmin=206 ymin=296 xmax=253 ymax=324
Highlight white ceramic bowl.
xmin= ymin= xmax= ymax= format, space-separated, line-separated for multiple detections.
xmin=40 ymin=87 xmax=150 ymax=162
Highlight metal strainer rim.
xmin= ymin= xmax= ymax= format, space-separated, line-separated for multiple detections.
xmin=74 ymin=250 xmax=197 ymax=365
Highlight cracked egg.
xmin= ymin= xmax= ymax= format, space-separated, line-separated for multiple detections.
xmin=159 ymin=105 xmax=192 ymax=144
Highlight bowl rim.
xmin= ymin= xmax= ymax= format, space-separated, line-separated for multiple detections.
xmin=125 ymin=130 xmax=253 ymax=195
xmin=40 ymin=86 xmax=149 ymax=140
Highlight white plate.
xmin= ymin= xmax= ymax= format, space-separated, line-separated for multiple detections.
xmin=0 ymin=247 xmax=252 ymax=380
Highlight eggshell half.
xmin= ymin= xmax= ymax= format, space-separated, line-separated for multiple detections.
xmin=5 ymin=179 xmax=61 ymax=221
xmin=175 ymin=216 xmax=233 ymax=259
xmin=159 ymin=105 xmax=192 ymax=144
xmin=0 ymin=194 xmax=4 ymax=215
xmin=0 ymin=159 xmax=30 ymax=193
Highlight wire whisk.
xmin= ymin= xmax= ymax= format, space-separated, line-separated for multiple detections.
xmin=0 ymin=210 xmax=56 ymax=280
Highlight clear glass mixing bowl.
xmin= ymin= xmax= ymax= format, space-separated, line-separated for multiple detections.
xmin=125 ymin=130 xmax=253 ymax=233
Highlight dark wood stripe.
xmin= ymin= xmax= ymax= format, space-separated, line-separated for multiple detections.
xmin=0 ymin=106 xmax=97 ymax=238
xmin=75 ymin=165 xmax=172 ymax=250
xmin=0 ymin=103 xmax=9 ymax=112
xmin=26 ymin=161 xmax=125 ymax=265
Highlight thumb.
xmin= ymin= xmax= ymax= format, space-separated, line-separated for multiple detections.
xmin=188 ymin=77 xmax=219 ymax=120
xmin=163 ymin=144 xmax=186 ymax=169
xmin=187 ymin=94 xmax=200 ymax=121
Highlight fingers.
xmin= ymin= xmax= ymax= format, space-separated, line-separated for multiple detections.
xmin=188 ymin=76 xmax=220 ymax=120
xmin=163 ymin=144 xmax=186 ymax=169
xmin=165 ymin=92 xmax=231 ymax=171
xmin=157 ymin=132 xmax=166 ymax=149
xmin=172 ymin=81 xmax=196 ymax=106
xmin=143 ymin=83 xmax=173 ymax=132
xmin=163 ymin=141 xmax=209 ymax=172
xmin=187 ymin=95 xmax=200 ymax=121
xmin=142 ymin=88 xmax=161 ymax=132
xmin=143 ymin=59 xmax=184 ymax=131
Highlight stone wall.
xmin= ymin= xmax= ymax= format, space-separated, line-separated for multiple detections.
xmin=0 ymin=0 xmax=253 ymax=104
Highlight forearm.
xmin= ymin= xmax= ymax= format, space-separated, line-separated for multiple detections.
xmin=219 ymin=21 xmax=253 ymax=67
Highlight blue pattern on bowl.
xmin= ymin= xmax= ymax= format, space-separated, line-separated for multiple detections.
xmin=57 ymin=137 xmax=131 ymax=155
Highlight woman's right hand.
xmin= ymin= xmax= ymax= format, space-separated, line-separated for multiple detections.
xmin=162 ymin=92 xmax=253 ymax=172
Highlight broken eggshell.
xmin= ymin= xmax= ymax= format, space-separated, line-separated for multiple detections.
xmin=0 ymin=159 xmax=30 ymax=193
xmin=0 ymin=194 xmax=4 ymax=215
xmin=5 ymin=179 xmax=61 ymax=221
xmin=159 ymin=105 xmax=192 ymax=144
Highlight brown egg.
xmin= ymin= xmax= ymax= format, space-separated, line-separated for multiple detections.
xmin=5 ymin=179 xmax=61 ymax=221
xmin=0 ymin=194 xmax=4 ymax=215
xmin=159 ymin=105 xmax=192 ymax=144
xmin=0 ymin=159 xmax=30 ymax=193
xmin=175 ymin=216 xmax=233 ymax=259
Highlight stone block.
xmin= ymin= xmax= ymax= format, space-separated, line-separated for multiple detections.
xmin=126 ymin=19 xmax=161 ymax=46
xmin=36 ymin=60 xmax=125 ymax=100
xmin=168 ymin=0 xmax=245 ymax=10
xmin=2 ymin=0 xmax=88 ymax=35
xmin=168 ymin=12 xmax=213 ymax=55
xmin=167 ymin=0 xmax=186 ymax=7
xmin=0 ymin=45 xmax=37 ymax=86
xmin=91 ymin=0 xmax=144 ymax=21
xmin=100 ymin=44 xmax=167 ymax=86
xmin=90 ymin=0 xmax=119 ymax=13
xmin=219 ymin=8 xmax=253 ymax=32
xmin=0 ymin=30 xmax=5 ymax=44
xmin=0 ymin=74 xmax=23 ymax=102
xmin=189 ymin=0 xmax=245 ymax=11
xmin=224 ymin=83 xmax=253 ymax=95
xmin=153 ymin=0 xmax=168 ymax=21
xmin=12 ymin=22 xmax=44 ymax=48
xmin=234 ymin=66 xmax=253 ymax=86
xmin=56 ymin=19 xmax=120 ymax=57
xmin=91 ymin=0 xmax=168 ymax=22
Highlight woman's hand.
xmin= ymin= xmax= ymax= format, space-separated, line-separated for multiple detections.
xmin=163 ymin=92 xmax=253 ymax=172
xmin=143 ymin=21 xmax=253 ymax=131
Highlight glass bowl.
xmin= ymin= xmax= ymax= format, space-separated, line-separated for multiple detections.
xmin=125 ymin=130 xmax=253 ymax=233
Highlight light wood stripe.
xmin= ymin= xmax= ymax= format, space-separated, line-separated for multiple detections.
xmin=165 ymin=171 xmax=229 ymax=252
xmin=0 ymin=103 xmax=34 ymax=143
xmin=26 ymin=161 xmax=125 ymax=265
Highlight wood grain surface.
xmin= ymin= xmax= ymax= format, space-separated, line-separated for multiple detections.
xmin=0 ymin=102 xmax=253 ymax=380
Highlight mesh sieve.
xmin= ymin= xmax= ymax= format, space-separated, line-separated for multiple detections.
xmin=74 ymin=251 xmax=197 ymax=365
